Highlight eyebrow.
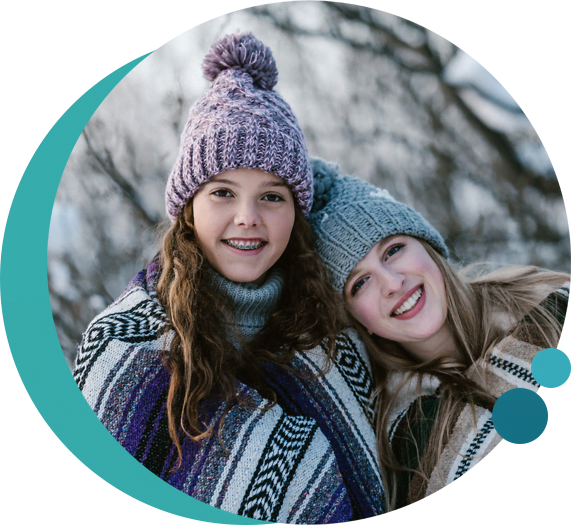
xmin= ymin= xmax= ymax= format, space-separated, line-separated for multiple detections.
xmin=261 ymin=180 xmax=288 ymax=188
xmin=344 ymin=241 xmax=386 ymax=296
xmin=204 ymin=178 xmax=288 ymax=189
xmin=203 ymin=178 xmax=238 ymax=186
xmin=345 ymin=265 xmax=366 ymax=298
xmin=345 ymin=268 xmax=360 ymax=292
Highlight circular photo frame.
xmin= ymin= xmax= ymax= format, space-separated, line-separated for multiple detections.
xmin=1 ymin=5 xmax=565 ymax=525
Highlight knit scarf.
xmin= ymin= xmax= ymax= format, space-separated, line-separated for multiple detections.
xmin=209 ymin=266 xmax=284 ymax=349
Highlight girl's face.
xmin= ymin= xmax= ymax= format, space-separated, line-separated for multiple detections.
xmin=344 ymin=235 xmax=452 ymax=361
xmin=192 ymin=168 xmax=295 ymax=285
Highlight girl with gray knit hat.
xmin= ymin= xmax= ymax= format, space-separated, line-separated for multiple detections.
xmin=74 ymin=34 xmax=384 ymax=522
xmin=309 ymin=158 xmax=568 ymax=511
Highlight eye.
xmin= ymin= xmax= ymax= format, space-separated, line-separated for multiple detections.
xmin=385 ymin=243 xmax=405 ymax=260
xmin=262 ymin=193 xmax=285 ymax=202
xmin=350 ymin=277 xmax=369 ymax=297
xmin=212 ymin=189 xmax=232 ymax=198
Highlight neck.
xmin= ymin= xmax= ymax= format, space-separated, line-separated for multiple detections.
xmin=400 ymin=323 xmax=458 ymax=363
xmin=209 ymin=266 xmax=285 ymax=348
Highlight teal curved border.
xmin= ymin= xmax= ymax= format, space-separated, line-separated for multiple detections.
xmin=0 ymin=56 xmax=263 ymax=525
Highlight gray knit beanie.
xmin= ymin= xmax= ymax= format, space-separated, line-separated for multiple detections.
xmin=165 ymin=32 xmax=313 ymax=220
xmin=309 ymin=158 xmax=449 ymax=292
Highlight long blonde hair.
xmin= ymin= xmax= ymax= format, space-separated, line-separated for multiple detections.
xmin=357 ymin=240 xmax=568 ymax=510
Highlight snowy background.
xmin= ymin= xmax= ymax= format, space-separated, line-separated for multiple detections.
xmin=47 ymin=2 xmax=570 ymax=367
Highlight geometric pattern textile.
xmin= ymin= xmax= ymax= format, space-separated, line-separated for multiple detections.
xmin=74 ymin=257 xmax=385 ymax=523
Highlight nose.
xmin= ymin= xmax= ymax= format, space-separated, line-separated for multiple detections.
xmin=379 ymin=266 xmax=405 ymax=297
xmin=234 ymin=199 xmax=261 ymax=228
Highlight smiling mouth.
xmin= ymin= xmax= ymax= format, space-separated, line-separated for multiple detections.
xmin=392 ymin=285 xmax=423 ymax=317
xmin=223 ymin=239 xmax=267 ymax=250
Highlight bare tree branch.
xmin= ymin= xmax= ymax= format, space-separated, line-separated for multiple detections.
xmin=82 ymin=129 xmax=161 ymax=226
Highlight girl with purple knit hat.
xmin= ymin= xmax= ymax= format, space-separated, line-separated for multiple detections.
xmin=73 ymin=33 xmax=385 ymax=522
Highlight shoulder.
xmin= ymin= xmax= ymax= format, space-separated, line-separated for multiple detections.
xmin=467 ymin=282 xmax=569 ymax=397
xmin=538 ymin=282 xmax=569 ymax=327
xmin=73 ymin=265 xmax=171 ymax=410
xmin=337 ymin=326 xmax=372 ymax=367
xmin=467 ymin=333 xmax=540 ymax=397
xmin=264 ymin=328 xmax=385 ymax=516
xmin=302 ymin=327 xmax=371 ymax=372
xmin=294 ymin=327 xmax=375 ymax=419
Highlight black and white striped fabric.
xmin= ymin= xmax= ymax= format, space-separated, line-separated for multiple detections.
xmin=74 ymin=262 xmax=384 ymax=523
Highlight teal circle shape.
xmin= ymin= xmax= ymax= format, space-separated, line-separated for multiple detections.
xmin=0 ymin=57 xmax=262 ymax=525
xmin=531 ymin=348 xmax=571 ymax=420
xmin=493 ymin=388 xmax=571 ymax=505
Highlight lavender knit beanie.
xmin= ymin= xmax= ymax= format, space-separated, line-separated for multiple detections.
xmin=309 ymin=158 xmax=449 ymax=292
xmin=165 ymin=32 xmax=313 ymax=220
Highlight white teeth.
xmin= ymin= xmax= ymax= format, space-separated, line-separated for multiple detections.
xmin=225 ymin=240 xmax=264 ymax=250
xmin=394 ymin=287 xmax=423 ymax=316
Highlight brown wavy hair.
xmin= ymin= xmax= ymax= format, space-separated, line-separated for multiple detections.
xmin=353 ymin=239 xmax=568 ymax=510
xmin=156 ymin=200 xmax=347 ymax=466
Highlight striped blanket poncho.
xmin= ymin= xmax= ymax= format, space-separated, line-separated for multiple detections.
xmin=386 ymin=285 xmax=568 ymax=508
xmin=73 ymin=257 xmax=385 ymax=523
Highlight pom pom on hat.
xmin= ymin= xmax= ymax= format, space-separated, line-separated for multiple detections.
xmin=309 ymin=161 xmax=449 ymax=291
xmin=202 ymin=32 xmax=278 ymax=90
xmin=311 ymin=158 xmax=339 ymax=213
xmin=165 ymin=32 xmax=313 ymax=220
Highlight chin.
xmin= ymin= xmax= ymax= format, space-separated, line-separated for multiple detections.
xmin=224 ymin=268 xmax=265 ymax=284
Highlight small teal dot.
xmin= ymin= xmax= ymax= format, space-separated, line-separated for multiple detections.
xmin=531 ymin=348 xmax=571 ymax=418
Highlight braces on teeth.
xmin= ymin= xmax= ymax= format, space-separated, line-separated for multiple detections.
xmin=225 ymin=240 xmax=265 ymax=250
xmin=394 ymin=287 xmax=423 ymax=316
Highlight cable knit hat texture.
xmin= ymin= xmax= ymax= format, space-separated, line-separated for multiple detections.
xmin=165 ymin=32 xmax=313 ymax=220
xmin=309 ymin=158 xmax=449 ymax=292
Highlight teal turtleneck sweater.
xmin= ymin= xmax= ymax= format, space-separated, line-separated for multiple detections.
xmin=209 ymin=266 xmax=285 ymax=349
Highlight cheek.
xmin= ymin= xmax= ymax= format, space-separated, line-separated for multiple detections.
xmin=193 ymin=199 xmax=225 ymax=237
xmin=270 ymin=207 xmax=295 ymax=248
xmin=191 ymin=202 xmax=219 ymax=251
xmin=348 ymin=299 xmax=377 ymax=329
xmin=281 ymin=213 xmax=295 ymax=237
xmin=191 ymin=212 xmax=207 ymax=241
xmin=429 ymin=266 xmax=447 ymax=313
xmin=191 ymin=198 xmax=205 ymax=228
